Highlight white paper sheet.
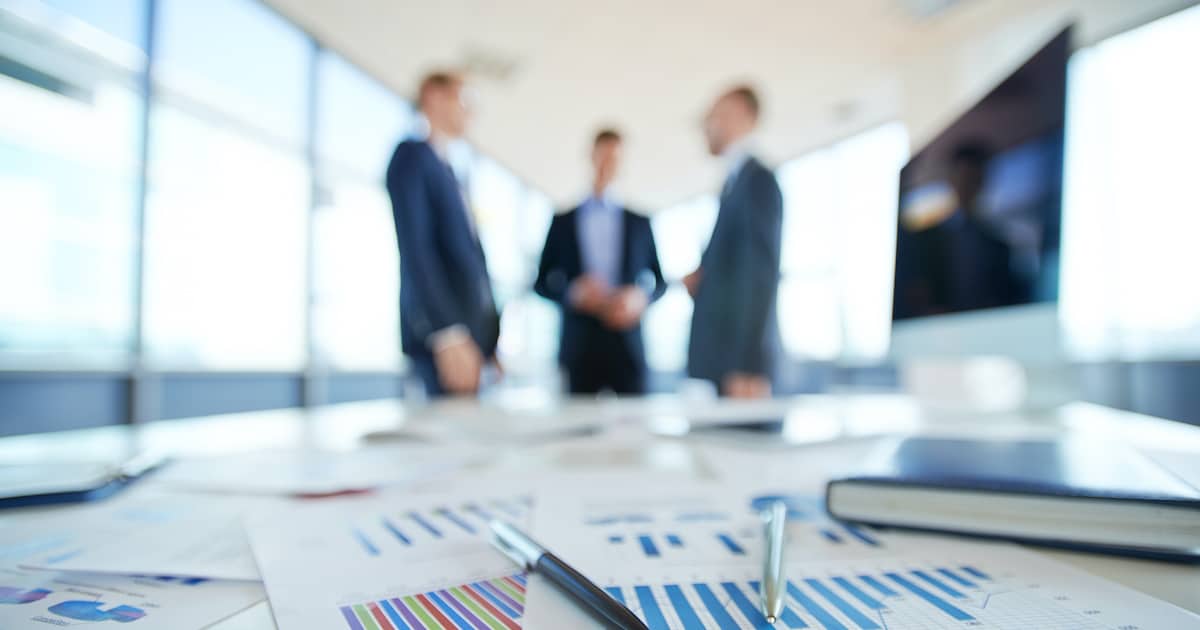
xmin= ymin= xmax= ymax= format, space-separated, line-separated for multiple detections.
xmin=246 ymin=477 xmax=534 ymax=630
xmin=0 ymin=501 xmax=263 ymax=629
xmin=150 ymin=444 xmax=484 ymax=496
xmin=521 ymin=542 xmax=1200 ymax=629
xmin=522 ymin=479 xmax=1200 ymax=629
xmin=17 ymin=490 xmax=276 ymax=581
xmin=529 ymin=478 xmax=928 ymax=575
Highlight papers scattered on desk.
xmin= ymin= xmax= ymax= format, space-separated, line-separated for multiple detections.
xmin=0 ymin=568 xmax=263 ymax=630
xmin=17 ymin=490 xmax=273 ymax=581
xmin=246 ymin=477 xmax=534 ymax=630
xmin=0 ymin=496 xmax=263 ymax=629
xmin=151 ymin=444 xmax=485 ymax=496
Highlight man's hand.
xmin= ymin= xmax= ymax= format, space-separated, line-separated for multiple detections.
xmin=722 ymin=372 xmax=771 ymax=399
xmin=433 ymin=335 xmax=484 ymax=395
xmin=569 ymin=274 xmax=611 ymax=315
xmin=602 ymin=286 xmax=649 ymax=331
xmin=682 ymin=268 xmax=703 ymax=298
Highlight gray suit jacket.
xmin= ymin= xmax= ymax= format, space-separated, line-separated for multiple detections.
xmin=687 ymin=156 xmax=783 ymax=385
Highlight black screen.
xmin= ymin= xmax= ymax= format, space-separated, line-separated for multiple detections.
xmin=893 ymin=29 xmax=1069 ymax=321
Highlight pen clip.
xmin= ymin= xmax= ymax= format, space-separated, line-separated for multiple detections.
xmin=488 ymin=520 xmax=541 ymax=571
xmin=491 ymin=530 xmax=531 ymax=570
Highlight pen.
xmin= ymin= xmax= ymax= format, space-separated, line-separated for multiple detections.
xmin=489 ymin=520 xmax=649 ymax=630
xmin=761 ymin=500 xmax=787 ymax=623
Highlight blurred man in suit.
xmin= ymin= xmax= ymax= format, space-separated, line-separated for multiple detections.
xmin=386 ymin=72 xmax=499 ymax=397
xmin=684 ymin=86 xmax=783 ymax=398
xmin=535 ymin=129 xmax=667 ymax=395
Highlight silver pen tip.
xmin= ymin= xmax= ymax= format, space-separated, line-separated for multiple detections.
xmin=766 ymin=615 xmax=777 ymax=624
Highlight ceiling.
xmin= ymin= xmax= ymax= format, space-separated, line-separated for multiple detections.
xmin=262 ymin=0 xmax=1172 ymax=209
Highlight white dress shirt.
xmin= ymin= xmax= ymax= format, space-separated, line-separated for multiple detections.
xmin=577 ymin=193 xmax=624 ymax=288
xmin=720 ymin=135 xmax=754 ymax=197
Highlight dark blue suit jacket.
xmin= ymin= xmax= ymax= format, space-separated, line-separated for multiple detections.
xmin=534 ymin=207 xmax=667 ymax=370
xmin=687 ymin=156 xmax=783 ymax=384
xmin=386 ymin=139 xmax=499 ymax=359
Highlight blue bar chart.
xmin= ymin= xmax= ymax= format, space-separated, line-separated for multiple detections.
xmin=350 ymin=496 xmax=531 ymax=558
xmin=596 ymin=561 xmax=1128 ymax=630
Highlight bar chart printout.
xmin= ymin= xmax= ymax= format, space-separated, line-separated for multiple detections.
xmin=339 ymin=574 xmax=526 ymax=630
xmin=521 ymin=553 xmax=1200 ymax=630
xmin=247 ymin=484 xmax=535 ymax=630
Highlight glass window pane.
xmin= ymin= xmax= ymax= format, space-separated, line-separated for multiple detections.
xmin=497 ymin=294 xmax=559 ymax=378
xmin=778 ymin=276 xmax=842 ymax=360
xmin=155 ymin=0 xmax=309 ymax=145
xmin=312 ymin=176 xmax=401 ymax=370
xmin=652 ymin=196 xmax=718 ymax=280
xmin=778 ymin=151 xmax=838 ymax=274
xmin=316 ymin=52 xmax=413 ymax=176
xmin=0 ymin=67 xmax=139 ymax=364
xmin=1061 ymin=5 xmax=1200 ymax=359
xmin=643 ymin=286 xmax=693 ymax=372
xmin=829 ymin=122 xmax=909 ymax=360
xmin=776 ymin=122 xmax=908 ymax=362
xmin=471 ymin=156 xmax=528 ymax=299
xmin=519 ymin=189 xmax=554 ymax=259
xmin=643 ymin=196 xmax=717 ymax=373
xmin=38 ymin=0 xmax=147 ymax=50
xmin=143 ymin=105 xmax=307 ymax=369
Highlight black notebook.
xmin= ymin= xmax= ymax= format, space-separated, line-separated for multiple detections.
xmin=826 ymin=437 xmax=1200 ymax=562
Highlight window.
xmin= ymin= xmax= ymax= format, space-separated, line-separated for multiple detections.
xmin=142 ymin=106 xmax=308 ymax=369
xmin=470 ymin=155 xmax=531 ymax=302
xmin=141 ymin=0 xmax=313 ymax=369
xmin=0 ymin=2 xmax=143 ymax=366
xmin=310 ymin=51 xmax=413 ymax=371
xmin=645 ymin=196 xmax=718 ymax=372
xmin=39 ymin=0 xmax=147 ymax=51
xmin=315 ymin=52 xmax=413 ymax=174
xmin=497 ymin=190 xmax=557 ymax=377
xmin=1060 ymin=4 xmax=1200 ymax=359
xmin=776 ymin=122 xmax=909 ymax=361
xmin=154 ymin=0 xmax=310 ymax=146
xmin=312 ymin=180 xmax=401 ymax=370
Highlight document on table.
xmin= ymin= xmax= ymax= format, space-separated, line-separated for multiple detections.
xmin=18 ymin=490 xmax=275 ymax=581
xmin=150 ymin=444 xmax=485 ymax=496
xmin=529 ymin=478 xmax=926 ymax=574
xmin=0 ymin=504 xmax=263 ymax=629
xmin=246 ymin=477 xmax=534 ymax=630
xmin=522 ymin=542 xmax=1200 ymax=629
xmin=522 ymin=478 xmax=1200 ymax=629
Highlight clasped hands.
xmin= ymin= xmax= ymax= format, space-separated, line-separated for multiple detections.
xmin=568 ymin=274 xmax=648 ymax=331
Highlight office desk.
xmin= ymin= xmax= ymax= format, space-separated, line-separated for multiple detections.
xmin=2 ymin=394 xmax=1198 ymax=628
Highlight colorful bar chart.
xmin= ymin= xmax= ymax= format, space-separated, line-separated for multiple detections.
xmin=340 ymin=574 xmax=527 ymax=630
xmin=601 ymin=565 xmax=1000 ymax=629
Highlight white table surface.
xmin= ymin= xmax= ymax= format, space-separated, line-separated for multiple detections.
xmin=3 ymin=393 xmax=1198 ymax=628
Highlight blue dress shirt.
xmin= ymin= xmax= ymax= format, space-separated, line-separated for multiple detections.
xmin=577 ymin=194 xmax=624 ymax=287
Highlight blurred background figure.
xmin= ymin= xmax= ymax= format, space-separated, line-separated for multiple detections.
xmin=941 ymin=142 xmax=1027 ymax=312
xmin=685 ymin=86 xmax=783 ymax=399
xmin=386 ymin=72 xmax=499 ymax=397
xmin=535 ymin=129 xmax=667 ymax=395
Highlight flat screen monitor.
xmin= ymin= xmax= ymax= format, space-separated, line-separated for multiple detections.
xmin=892 ymin=29 xmax=1069 ymax=323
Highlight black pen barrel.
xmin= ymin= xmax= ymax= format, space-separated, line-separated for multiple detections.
xmin=536 ymin=553 xmax=649 ymax=630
